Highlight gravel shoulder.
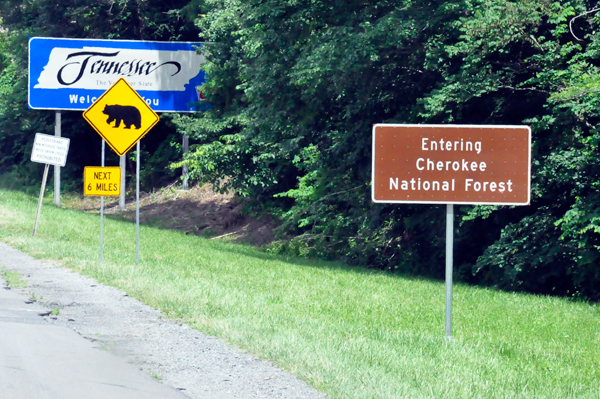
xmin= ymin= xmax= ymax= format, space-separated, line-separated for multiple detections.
xmin=0 ymin=242 xmax=326 ymax=399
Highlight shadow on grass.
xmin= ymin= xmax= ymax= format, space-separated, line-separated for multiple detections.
xmin=103 ymin=196 xmax=276 ymax=247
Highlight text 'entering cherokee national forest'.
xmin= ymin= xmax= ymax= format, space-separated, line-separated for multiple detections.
xmin=372 ymin=125 xmax=531 ymax=205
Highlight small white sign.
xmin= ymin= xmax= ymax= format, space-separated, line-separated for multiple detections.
xmin=31 ymin=133 xmax=70 ymax=167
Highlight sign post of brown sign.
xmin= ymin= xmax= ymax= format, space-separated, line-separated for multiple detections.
xmin=372 ymin=124 xmax=531 ymax=340
xmin=372 ymin=124 xmax=531 ymax=205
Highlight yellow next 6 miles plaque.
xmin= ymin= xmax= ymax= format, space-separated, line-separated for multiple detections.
xmin=84 ymin=166 xmax=121 ymax=197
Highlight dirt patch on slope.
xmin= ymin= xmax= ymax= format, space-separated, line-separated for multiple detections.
xmin=67 ymin=182 xmax=276 ymax=247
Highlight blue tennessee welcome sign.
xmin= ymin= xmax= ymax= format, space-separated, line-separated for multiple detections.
xmin=28 ymin=37 xmax=207 ymax=113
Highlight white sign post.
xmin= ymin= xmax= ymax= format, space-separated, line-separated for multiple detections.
xmin=31 ymin=133 xmax=70 ymax=236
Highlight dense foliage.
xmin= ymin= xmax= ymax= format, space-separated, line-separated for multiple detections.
xmin=2 ymin=0 xmax=600 ymax=300
xmin=178 ymin=0 xmax=600 ymax=300
xmin=174 ymin=0 xmax=463 ymax=280
xmin=423 ymin=0 xmax=600 ymax=298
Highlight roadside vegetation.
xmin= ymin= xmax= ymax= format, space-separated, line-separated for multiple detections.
xmin=1 ymin=189 xmax=599 ymax=398
xmin=1 ymin=267 xmax=27 ymax=288
xmin=2 ymin=1 xmax=600 ymax=301
xmin=2 ymin=1 xmax=599 ymax=395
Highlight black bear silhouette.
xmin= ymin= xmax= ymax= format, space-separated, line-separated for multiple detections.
xmin=102 ymin=105 xmax=142 ymax=129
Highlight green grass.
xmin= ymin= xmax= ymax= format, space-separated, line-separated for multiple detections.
xmin=0 ymin=189 xmax=599 ymax=398
xmin=1 ymin=268 xmax=28 ymax=288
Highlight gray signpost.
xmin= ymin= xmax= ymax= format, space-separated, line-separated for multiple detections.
xmin=54 ymin=111 xmax=61 ymax=206
xmin=445 ymin=204 xmax=454 ymax=338
xmin=119 ymin=155 xmax=126 ymax=209
xmin=182 ymin=135 xmax=190 ymax=190
xmin=100 ymin=140 xmax=105 ymax=262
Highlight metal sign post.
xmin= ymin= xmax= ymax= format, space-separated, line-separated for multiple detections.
xmin=445 ymin=204 xmax=454 ymax=339
xmin=372 ymin=124 xmax=531 ymax=339
xmin=54 ymin=111 xmax=61 ymax=206
xmin=182 ymin=134 xmax=189 ymax=190
xmin=100 ymin=140 xmax=105 ymax=262
xmin=136 ymin=141 xmax=141 ymax=266
xmin=119 ymin=155 xmax=126 ymax=209
xmin=82 ymin=163 xmax=121 ymax=262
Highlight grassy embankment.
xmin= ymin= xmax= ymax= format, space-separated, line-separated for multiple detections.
xmin=0 ymin=189 xmax=598 ymax=398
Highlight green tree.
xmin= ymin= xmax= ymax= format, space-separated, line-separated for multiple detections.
xmin=181 ymin=0 xmax=600 ymax=299
xmin=422 ymin=0 xmax=600 ymax=299
xmin=175 ymin=0 xmax=463 ymax=273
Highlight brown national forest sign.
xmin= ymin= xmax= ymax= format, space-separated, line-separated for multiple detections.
xmin=372 ymin=124 xmax=531 ymax=205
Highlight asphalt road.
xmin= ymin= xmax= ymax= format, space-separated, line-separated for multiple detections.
xmin=0 ymin=242 xmax=326 ymax=399
xmin=0 ymin=277 xmax=187 ymax=399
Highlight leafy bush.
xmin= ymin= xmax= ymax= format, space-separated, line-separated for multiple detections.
xmin=180 ymin=0 xmax=600 ymax=299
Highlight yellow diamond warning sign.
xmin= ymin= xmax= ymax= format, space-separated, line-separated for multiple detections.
xmin=84 ymin=166 xmax=121 ymax=197
xmin=83 ymin=78 xmax=159 ymax=156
